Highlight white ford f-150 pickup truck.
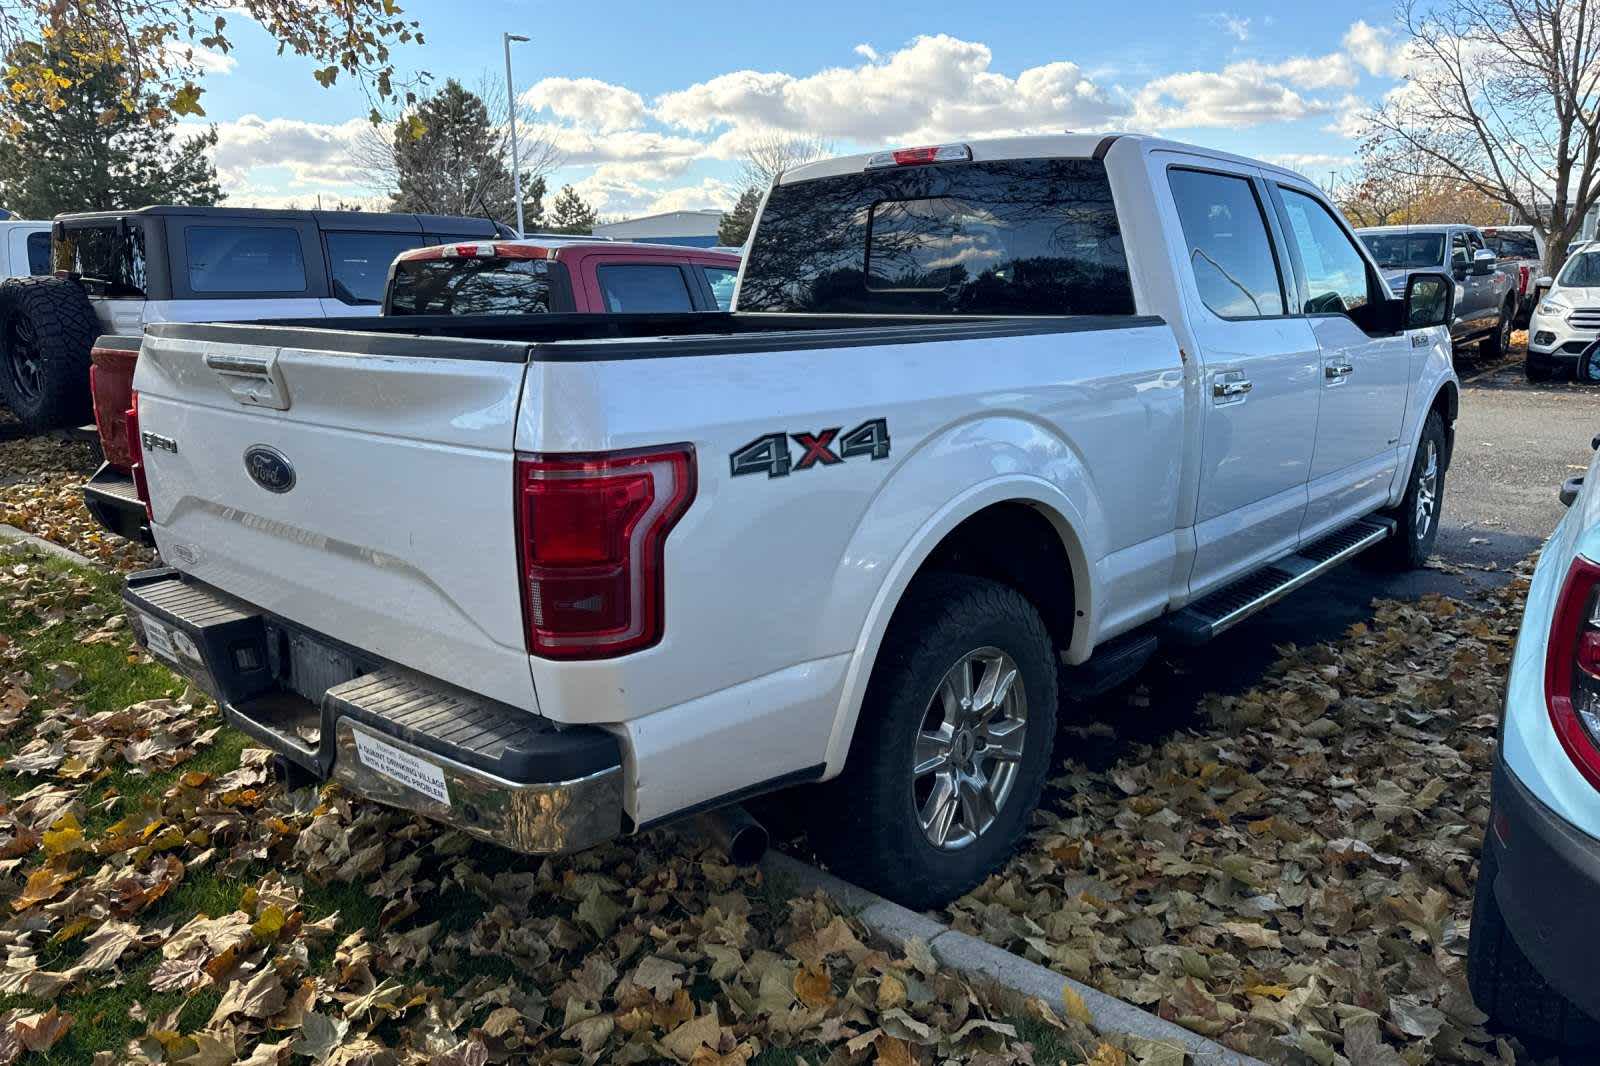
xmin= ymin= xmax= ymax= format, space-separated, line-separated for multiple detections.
xmin=119 ymin=134 xmax=1459 ymax=907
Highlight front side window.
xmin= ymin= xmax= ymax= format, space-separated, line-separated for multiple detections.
xmin=739 ymin=157 xmax=1135 ymax=316
xmin=1167 ymin=169 xmax=1284 ymax=318
xmin=703 ymin=266 xmax=737 ymax=310
xmin=1559 ymin=251 xmax=1600 ymax=288
xmin=186 ymin=225 xmax=307 ymax=293
xmin=1360 ymin=233 xmax=1446 ymax=270
xmin=1277 ymin=188 xmax=1372 ymax=314
xmin=387 ymin=256 xmax=558 ymax=315
xmin=596 ymin=264 xmax=695 ymax=312
xmin=326 ymin=232 xmax=425 ymax=305
xmin=52 ymin=223 xmax=147 ymax=296
xmin=1451 ymin=231 xmax=1471 ymax=267
xmin=25 ymin=232 xmax=49 ymax=275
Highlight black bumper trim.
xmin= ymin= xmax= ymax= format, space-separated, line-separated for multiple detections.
xmin=121 ymin=567 xmax=621 ymax=786
xmin=1487 ymin=755 xmax=1600 ymax=1021
xmin=82 ymin=463 xmax=153 ymax=546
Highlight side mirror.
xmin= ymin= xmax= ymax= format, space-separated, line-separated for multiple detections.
xmin=1404 ymin=272 xmax=1453 ymax=330
xmin=1535 ymin=274 xmax=1555 ymax=298
xmin=1472 ymin=248 xmax=1496 ymax=276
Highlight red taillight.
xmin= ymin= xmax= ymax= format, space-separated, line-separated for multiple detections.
xmin=1545 ymin=556 xmax=1600 ymax=789
xmin=125 ymin=390 xmax=152 ymax=520
xmin=1519 ymin=265 xmax=1531 ymax=295
xmin=89 ymin=345 xmax=138 ymax=471
xmin=865 ymin=143 xmax=973 ymax=169
xmin=515 ymin=445 xmax=695 ymax=660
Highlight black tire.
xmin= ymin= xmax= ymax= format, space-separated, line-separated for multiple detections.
xmin=1526 ymin=355 xmax=1555 ymax=382
xmin=811 ymin=573 xmax=1057 ymax=909
xmin=1469 ymin=842 xmax=1600 ymax=1047
xmin=1482 ymin=299 xmax=1515 ymax=358
xmin=0 ymin=276 xmax=96 ymax=432
xmin=1376 ymin=409 xmax=1447 ymax=570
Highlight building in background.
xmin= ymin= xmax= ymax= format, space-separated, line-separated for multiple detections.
xmin=593 ymin=209 xmax=722 ymax=247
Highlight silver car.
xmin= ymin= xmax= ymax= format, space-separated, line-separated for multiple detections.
xmin=1358 ymin=224 xmax=1517 ymax=355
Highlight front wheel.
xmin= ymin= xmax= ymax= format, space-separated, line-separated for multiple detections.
xmin=810 ymin=574 xmax=1057 ymax=909
xmin=1377 ymin=410 xmax=1446 ymax=570
xmin=1482 ymin=300 xmax=1515 ymax=358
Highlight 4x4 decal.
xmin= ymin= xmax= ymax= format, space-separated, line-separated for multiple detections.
xmin=730 ymin=418 xmax=890 ymax=478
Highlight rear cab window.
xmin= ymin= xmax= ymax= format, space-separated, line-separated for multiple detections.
xmin=596 ymin=264 xmax=696 ymax=312
xmin=1483 ymin=231 xmax=1539 ymax=259
xmin=738 ymin=156 xmax=1135 ymax=315
xmin=388 ymin=255 xmax=567 ymax=315
xmin=326 ymin=231 xmax=425 ymax=305
xmin=186 ymin=225 xmax=308 ymax=293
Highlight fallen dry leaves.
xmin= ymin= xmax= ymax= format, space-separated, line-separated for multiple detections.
xmin=950 ymin=565 xmax=1540 ymax=1065
xmin=0 ymin=434 xmax=155 ymax=571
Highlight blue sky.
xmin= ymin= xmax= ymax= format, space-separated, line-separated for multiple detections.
xmin=186 ymin=0 xmax=1413 ymax=216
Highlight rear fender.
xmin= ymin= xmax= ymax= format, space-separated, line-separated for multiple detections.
xmin=816 ymin=416 xmax=1101 ymax=776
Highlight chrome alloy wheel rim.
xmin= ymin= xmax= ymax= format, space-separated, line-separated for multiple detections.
xmin=912 ymin=646 xmax=1028 ymax=850
xmin=1415 ymin=439 xmax=1439 ymax=541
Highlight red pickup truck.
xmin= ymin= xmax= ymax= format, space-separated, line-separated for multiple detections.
xmin=82 ymin=239 xmax=741 ymax=543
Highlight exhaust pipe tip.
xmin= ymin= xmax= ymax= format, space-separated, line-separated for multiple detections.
xmin=695 ymin=803 xmax=769 ymax=865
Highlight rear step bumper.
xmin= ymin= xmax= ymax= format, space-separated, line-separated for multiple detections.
xmin=82 ymin=463 xmax=153 ymax=546
xmin=120 ymin=567 xmax=623 ymax=854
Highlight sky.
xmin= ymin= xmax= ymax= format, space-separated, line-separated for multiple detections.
xmin=180 ymin=0 xmax=1416 ymax=218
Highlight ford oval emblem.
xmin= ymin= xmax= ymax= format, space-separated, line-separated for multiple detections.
xmin=244 ymin=445 xmax=295 ymax=494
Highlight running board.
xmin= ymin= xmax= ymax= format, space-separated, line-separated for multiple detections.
xmin=1162 ymin=518 xmax=1395 ymax=645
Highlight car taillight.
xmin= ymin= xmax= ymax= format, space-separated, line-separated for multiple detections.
xmin=1545 ymin=556 xmax=1600 ymax=789
xmin=515 ymin=445 xmax=695 ymax=659
xmin=865 ymin=143 xmax=973 ymax=168
xmin=1519 ymin=265 xmax=1530 ymax=295
xmin=125 ymin=390 xmax=152 ymax=520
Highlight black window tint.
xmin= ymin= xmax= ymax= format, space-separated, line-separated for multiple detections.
xmin=326 ymin=232 xmax=424 ymax=305
xmin=24 ymin=232 xmax=49 ymax=275
xmin=1277 ymin=188 xmax=1372 ymax=314
xmin=1360 ymin=233 xmax=1445 ymax=269
xmin=388 ymin=257 xmax=557 ymax=315
xmin=186 ymin=225 xmax=306 ymax=293
xmin=1451 ymin=231 xmax=1471 ymax=265
xmin=1484 ymin=232 xmax=1539 ymax=259
xmin=597 ymin=264 xmax=694 ymax=312
xmin=739 ymin=158 xmax=1134 ymax=315
xmin=1167 ymin=169 xmax=1284 ymax=318
xmin=54 ymin=223 xmax=147 ymax=296
xmin=704 ymin=266 xmax=737 ymax=310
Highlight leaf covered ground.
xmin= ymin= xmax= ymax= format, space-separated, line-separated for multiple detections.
xmin=948 ymin=568 xmax=1535 ymax=1066
xmin=0 ymin=436 xmax=155 ymax=572
xmin=0 ymin=551 xmax=1143 ymax=1066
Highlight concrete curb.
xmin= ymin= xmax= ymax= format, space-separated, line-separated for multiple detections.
xmin=0 ymin=524 xmax=99 ymax=569
xmin=763 ymin=852 xmax=1269 ymax=1066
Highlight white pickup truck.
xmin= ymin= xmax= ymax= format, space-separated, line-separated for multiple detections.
xmin=120 ymin=134 xmax=1459 ymax=907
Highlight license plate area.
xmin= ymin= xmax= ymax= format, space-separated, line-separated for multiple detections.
xmin=264 ymin=621 xmax=367 ymax=706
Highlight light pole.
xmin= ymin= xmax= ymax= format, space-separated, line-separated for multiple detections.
xmin=503 ymin=32 xmax=530 ymax=236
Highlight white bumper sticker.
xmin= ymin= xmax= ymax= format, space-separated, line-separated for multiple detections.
xmin=352 ymin=728 xmax=451 ymax=805
xmin=139 ymin=612 xmax=178 ymax=663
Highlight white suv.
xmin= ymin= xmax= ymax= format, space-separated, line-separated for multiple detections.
xmin=1527 ymin=245 xmax=1600 ymax=380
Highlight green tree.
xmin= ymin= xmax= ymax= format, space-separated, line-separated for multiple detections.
xmin=375 ymin=79 xmax=545 ymax=228
xmin=0 ymin=42 xmax=222 ymax=217
xmin=718 ymin=187 xmax=762 ymax=246
xmin=547 ymin=185 xmax=599 ymax=235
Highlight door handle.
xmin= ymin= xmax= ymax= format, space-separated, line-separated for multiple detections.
xmin=1213 ymin=376 xmax=1253 ymax=399
xmin=1325 ymin=362 xmax=1354 ymax=380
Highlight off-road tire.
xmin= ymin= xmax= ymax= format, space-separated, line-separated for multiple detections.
xmin=1482 ymin=298 xmax=1515 ymax=359
xmin=1376 ymin=409 xmax=1447 ymax=570
xmin=811 ymin=573 xmax=1057 ymax=909
xmin=1525 ymin=355 xmax=1555 ymax=382
xmin=1469 ymin=841 xmax=1600 ymax=1048
xmin=0 ymin=276 xmax=96 ymax=432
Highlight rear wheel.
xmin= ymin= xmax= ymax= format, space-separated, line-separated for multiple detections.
xmin=811 ymin=574 xmax=1057 ymax=909
xmin=1482 ymin=299 xmax=1515 ymax=358
xmin=1469 ymin=841 xmax=1600 ymax=1047
xmin=1377 ymin=409 xmax=1446 ymax=570
xmin=0 ymin=277 xmax=96 ymax=432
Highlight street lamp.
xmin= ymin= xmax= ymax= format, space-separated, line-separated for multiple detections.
xmin=503 ymin=32 xmax=530 ymax=236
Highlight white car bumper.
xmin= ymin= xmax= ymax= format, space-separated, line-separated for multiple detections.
xmin=1528 ymin=304 xmax=1600 ymax=360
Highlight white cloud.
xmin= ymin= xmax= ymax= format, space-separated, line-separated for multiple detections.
xmin=192 ymin=114 xmax=372 ymax=195
xmin=1325 ymin=93 xmax=1375 ymax=138
xmin=1263 ymin=152 xmax=1357 ymax=175
xmin=1208 ymin=13 xmax=1252 ymax=42
xmin=1130 ymin=51 xmax=1359 ymax=130
xmin=570 ymin=173 xmax=736 ymax=217
xmin=653 ymin=34 xmax=1123 ymax=145
xmin=523 ymin=77 xmax=646 ymax=133
xmin=163 ymin=43 xmax=237 ymax=75
xmin=1344 ymin=20 xmax=1412 ymax=79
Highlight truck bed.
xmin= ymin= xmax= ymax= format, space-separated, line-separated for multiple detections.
xmin=149 ymin=311 xmax=1165 ymax=363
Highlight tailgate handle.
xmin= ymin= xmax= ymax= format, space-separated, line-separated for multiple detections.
xmin=205 ymin=349 xmax=291 ymax=411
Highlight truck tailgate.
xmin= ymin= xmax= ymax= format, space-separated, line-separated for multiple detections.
xmin=132 ymin=328 xmax=539 ymax=710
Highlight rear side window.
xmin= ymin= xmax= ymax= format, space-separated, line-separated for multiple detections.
xmin=704 ymin=266 xmax=737 ymax=310
xmin=1167 ymin=169 xmax=1284 ymax=318
xmin=53 ymin=223 xmax=148 ymax=297
xmin=388 ymin=257 xmax=559 ymax=315
xmin=739 ymin=157 xmax=1134 ymax=315
xmin=25 ymin=231 xmax=49 ymax=275
xmin=326 ymin=232 xmax=425 ymax=305
xmin=597 ymin=264 xmax=695 ymax=312
xmin=186 ymin=225 xmax=307 ymax=293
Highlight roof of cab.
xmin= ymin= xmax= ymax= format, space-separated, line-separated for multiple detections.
xmin=776 ymin=133 xmax=1317 ymax=187
xmin=392 ymin=238 xmax=743 ymax=264
xmin=50 ymin=205 xmax=511 ymax=236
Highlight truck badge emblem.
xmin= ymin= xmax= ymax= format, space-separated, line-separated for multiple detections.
xmin=244 ymin=445 xmax=296 ymax=494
